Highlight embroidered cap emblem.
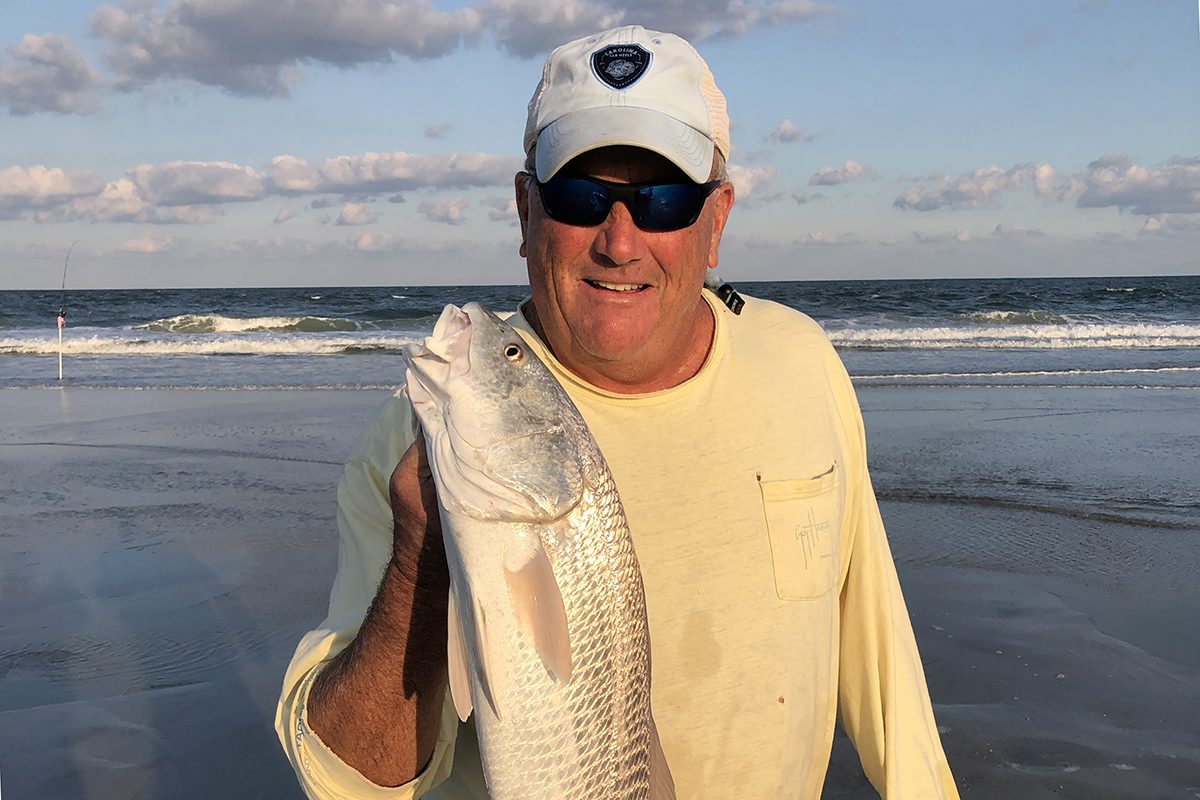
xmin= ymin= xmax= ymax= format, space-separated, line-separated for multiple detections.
xmin=591 ymin=44 xmax=652 ymax=90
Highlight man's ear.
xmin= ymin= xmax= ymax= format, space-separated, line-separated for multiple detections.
xmin=707 ymin=181 xmax=735 ymax=269
xmin=515 ymin=172 xmax=531 ymax=258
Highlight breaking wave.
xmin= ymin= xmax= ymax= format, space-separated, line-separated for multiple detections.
xmin=825 ymin=321 xmax=1200 ymax=350
xmin=957 ymin=310 xmax=1074 ymax=325
xmin=0 ymin=334 xmax=416 ymax=356
xmin=138 ymin=314 xmax=371 ymax=333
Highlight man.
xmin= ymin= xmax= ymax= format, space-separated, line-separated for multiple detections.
xmin=276 ymin=25 xmax=959 ymax=799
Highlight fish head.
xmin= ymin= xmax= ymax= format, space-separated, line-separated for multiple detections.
xmin=403 ymin=302 xmax=586 ymax=523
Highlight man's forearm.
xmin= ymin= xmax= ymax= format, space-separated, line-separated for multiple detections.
xmin=307 ymin=557 xmax=450 ymax=787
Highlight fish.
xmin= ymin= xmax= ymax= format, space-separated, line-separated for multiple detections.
xmin=402 ymin=302 xmax=674 ymax=800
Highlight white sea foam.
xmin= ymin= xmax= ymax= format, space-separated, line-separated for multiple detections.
xmin=959 ymin=310 xmax=1073 ymax=325
xmin=854 ymin=366 xmax=1200 ymax=380
xmin=137 ymin=314 xmax=368 ymax=333
xmin=0 ymin=334 xmax=418 ymax=356
xmin=825 ymin=321 xmax=1200 ymax=349
xmin=6 ymin=321 xmax=1199 ymax=357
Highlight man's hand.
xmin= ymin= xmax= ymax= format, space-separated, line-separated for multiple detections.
xmin=305 ymin=431 xmax=451 ymax=786
xmin=389 ymin=430 xmax=449 ymax=593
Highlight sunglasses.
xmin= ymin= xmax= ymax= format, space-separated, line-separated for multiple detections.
xmin=535 ymin=175 xmax=723 ymax=232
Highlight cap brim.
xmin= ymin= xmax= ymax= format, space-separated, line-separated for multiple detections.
xmin=535 ymin=106 xmax=715 ymax=183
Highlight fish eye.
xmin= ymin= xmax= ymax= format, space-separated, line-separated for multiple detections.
xmin=503 ymin=343 xmax=524 ymax=362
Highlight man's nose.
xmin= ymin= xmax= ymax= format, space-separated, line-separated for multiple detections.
xmin=592 ymin=201 xmax=646 ymax=266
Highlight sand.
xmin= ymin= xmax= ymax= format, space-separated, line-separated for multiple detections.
xmin=1 ymin=386 xmax=1197 ymax=799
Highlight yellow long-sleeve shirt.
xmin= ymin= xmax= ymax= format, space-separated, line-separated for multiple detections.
xmin=276 ymin=290 xmax=959 ymax=799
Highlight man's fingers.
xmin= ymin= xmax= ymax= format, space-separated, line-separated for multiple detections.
xmin=411 ymin=427 xmax=434 ymax=482
xmin=391 ymin=432 xmax=440 ymax=536
xmin=389 ymin=431 xmax=448 ymax=589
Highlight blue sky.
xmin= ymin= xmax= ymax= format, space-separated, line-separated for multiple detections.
xmin=2 ymin=0 xmax=1198 ymax=288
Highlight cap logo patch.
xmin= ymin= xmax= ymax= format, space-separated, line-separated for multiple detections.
xmin=591 ymin=44 xmax=652 ymax=90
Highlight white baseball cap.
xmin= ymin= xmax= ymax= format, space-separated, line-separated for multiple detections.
xmin=524 ymin=25 xmax=730 ymax=183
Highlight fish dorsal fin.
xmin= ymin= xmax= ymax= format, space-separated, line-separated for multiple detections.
xmin=446 ymin=589 xmax=473 ymax=722
xmin=649 ymin=714 xmax=677 ymax=800
xmin=503 ymin=537 xmax=572 ymax=683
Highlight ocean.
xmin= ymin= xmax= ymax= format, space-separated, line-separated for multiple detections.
xmin=3 ymin=279 xmax=1199 ymax=798
xmin=3 ymin=276 xmax=1199 ymax=391
xmin=3 ymin=275 xmax=1198 ymax=533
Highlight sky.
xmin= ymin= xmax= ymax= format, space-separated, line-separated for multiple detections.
xmin=1 ymin=0 xmax=1198 ymax=289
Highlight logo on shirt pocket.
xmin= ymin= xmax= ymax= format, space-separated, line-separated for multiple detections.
xmin=758 ymin=463 xmax=843 ymax=600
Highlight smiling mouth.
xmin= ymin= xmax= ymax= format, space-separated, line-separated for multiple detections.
xmin=585 ymin=279 xmax=649 ymax=293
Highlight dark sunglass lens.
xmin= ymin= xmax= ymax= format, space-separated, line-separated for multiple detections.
xmin=634 ymin=184 xmax=704 ymax=231
xmin=540 ymin=177 xmax=611 ymax=226
xmin=539 ymin=176 xmax=717 ymax=231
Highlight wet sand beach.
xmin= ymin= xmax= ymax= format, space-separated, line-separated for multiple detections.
xmin=1 ymin=386 xmax=1198 ymax=798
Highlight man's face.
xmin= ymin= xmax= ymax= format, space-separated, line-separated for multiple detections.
xmin=515 ymin=146 xmax=734 ymax=393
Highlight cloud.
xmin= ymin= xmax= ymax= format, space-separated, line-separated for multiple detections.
xmin=480 ymin=0 xmax=622 ymax=58
xmin=993 ymin=223 xmax=1044 ymax=239
xmin=274 ymin=207 xmax=297 ymax=223
xmin=59 ymin=176 xmax=223 ymax=224
xmin=89 ymin=0 xmax=834 ymax=94
xmin=790 ymin=192 xmax=826 ymax=205
xmin=1140 ymin=214 xmax=1200 ymax=237
xmin=267 ymin=155 xmax=322 ymax=193
xmin=481 ymin=195 xmax=518 ymax=221
xmin=40 ymin=161 xmax=258 ymax=224
xmin=764 ymin=120 xmax=815 ymax=144
xmin=623 ymin=0 xmax=835 ymax=45
xmin=41 ymin=161 xmax=254 ymax=224
xmin=268 ymin=151 xmax=520 ymax=195
xmin=336 ymin=201 xmax=380 ymax=225
xmin=350 ymin=231 xmax=397 ymax=252
xmin=0 ymin=33 xmax=103 ymax=116
xmin=424 ymin=122 xmax=453 ymax=139
xmin=120 ymin=232 xmax=174 ymax=253
xmin=348 ymin=231 xmax=484 ymax=253
xmin=727 ymin=163 xmax=778 ymax=204
xmin=794 ymin=231 xmax=858 ymax=246
xmin=4 ymin=148 xmax=520 ymax=223
xmin=893 ymin=162 xmax=1059 ymax=211
xmin=912 ymin=229 xmax=972 ymax=244
xmin=809 ymin=160 xmax=875 ymax=186
xmin=0 ymin=165 xmax=106 ymax=214
xmin=90 ymin=0 xmax=483 ymax=96
xmin=419 ymin=196 xmax=470 ymax=224
xmin=128 ymin=161 xmax=264 ymax=205
xmin=742 ymin=230 xmax=859 ymax=248
xmin=1075 ymin=154 xmax=1200 ymax=215
xmin=482 ymin=0 xmax=831 ymax=60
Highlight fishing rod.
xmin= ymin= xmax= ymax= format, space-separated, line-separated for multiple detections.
xmin=57 ymin=241 xmax=77 ymax=381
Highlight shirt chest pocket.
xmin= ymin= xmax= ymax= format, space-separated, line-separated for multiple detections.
xmin=758 ymin=464 xmax=843 ymax=600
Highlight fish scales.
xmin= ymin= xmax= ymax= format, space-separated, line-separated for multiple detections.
xmin=402 ymin=302 xmax=670 ymax=800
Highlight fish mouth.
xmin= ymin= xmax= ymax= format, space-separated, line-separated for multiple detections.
xmin=402 ymin=304 xmax=473 ymax=412
xmin=403 ymin=302 xmax=584 ymax=523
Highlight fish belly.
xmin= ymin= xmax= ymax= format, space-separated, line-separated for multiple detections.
xmin=453 ymin=476 xmax=653 ymax=800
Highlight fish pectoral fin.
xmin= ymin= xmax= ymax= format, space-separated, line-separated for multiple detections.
xmin=649 ymin=714 xmax=677 ymax=800
xmin=504 ymin=541 xmax=573 ymax=683
xmin=446 ymin=589 xmax=473 ymax=722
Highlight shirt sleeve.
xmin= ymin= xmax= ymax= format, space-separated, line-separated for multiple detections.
xmin=274 ymin=391 xmax=461 ymax=799
xmin=829 ymin=358 xmax=960 ymax=799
